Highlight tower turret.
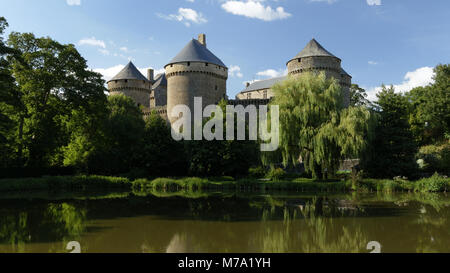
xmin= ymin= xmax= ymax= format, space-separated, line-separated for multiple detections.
xmin=165 ymin=34 xmax=228 ymax=124
xmin=107 ymin=61 xmax=152 ymax=108
xmin=286 ymin=39 xmax=351 ymax=106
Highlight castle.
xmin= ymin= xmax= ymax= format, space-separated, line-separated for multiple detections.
xmin=107 ymin=34 xmax=351 ymax=122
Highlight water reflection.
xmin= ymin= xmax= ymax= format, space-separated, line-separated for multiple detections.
xmin=0 ymin=192 xmax=448 ymax=253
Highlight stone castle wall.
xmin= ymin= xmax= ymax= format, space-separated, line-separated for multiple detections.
xmin=150 ymin=86 xmax=167 ymax=108
xmin=235 ymin=89 xmax=275 ymax=100
xmin=108 ymin=79 xmax=152 ymax=108
xmin=166 ymin=62 xmax=228 ymax=123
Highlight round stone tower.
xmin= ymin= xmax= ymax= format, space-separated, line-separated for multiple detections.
xmin=165 ymin=34 xmax=228 ymax=124
xmin=107 ymin=61 xmax=152 ymax=108
xmin=287 ymin=39 xmax=351 ymax=107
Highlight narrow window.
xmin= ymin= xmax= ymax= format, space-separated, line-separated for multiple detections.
xmin=215 ymin=85 xmax=218 ymax=91
xmin=187 ymin=62 xmax=190 ymax=66
xmin=205 ymin=63 xmax=208 ymax=66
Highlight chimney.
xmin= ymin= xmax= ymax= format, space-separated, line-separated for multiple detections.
xmin=198 ymin=34 xmax=206 ymax=47
xmin=246 ymin=82 xmax=250 ymax=88
xmin=147 ymin=69 xmax=154 ymax=82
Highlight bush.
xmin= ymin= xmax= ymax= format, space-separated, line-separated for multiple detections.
xmin=248 ymin=167 xmax=266 ymax=179
xmin=417 ymin=143 xmax=450 ymax=175
xmin=266 ymin=168 xmax=286 ymax=181
xmin=415 ymin=173 xmax=448 ymax=192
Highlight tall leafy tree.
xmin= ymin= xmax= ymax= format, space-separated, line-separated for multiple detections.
xmin=7 ymin=32 xmax=107 ymax=167
xmin=361 ymin=85 xmax=418 ymax=178
xmin=0 ymin=17 xmax=20 ymax=167
xmin=186 ymin=99 xmax=259 ymax=177
xmin=349 ymin=84 xmax=371 ymax=107
xmin=84 ymin=95 xmax=145 ymax=175
xmin=407 ymin=64 xmax=450 ymax=144
xmin=136 ymin=111 xmax=187 ymax=177
xmin=263 ymin=72 xmax=373 ymax=179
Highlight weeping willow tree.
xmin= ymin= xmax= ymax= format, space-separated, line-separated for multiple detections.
xmin=262 ymin=72 xmax=373 ymax=179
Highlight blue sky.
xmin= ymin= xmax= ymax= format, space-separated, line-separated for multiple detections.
xmin=1 ymin=0 xmax=449 ymax=100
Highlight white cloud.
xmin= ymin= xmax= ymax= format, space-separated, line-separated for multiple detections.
xmin=221 ymin=1 xmax=291 ymax=21
xmin=93 ymin=64 xmax=165 ymax=82
xmin=78 ymin=37 xmax=106 ymax=48
xmin=368 ymin=61 xmax=378 ymax=65
xmin=120 ymin=47 xmax=129 ymax=52
xmin=157 ymin=8 xmax=207 ymax=27
xmin=256 ymin=68 xmax=287 ymax=78
xmin=66 ymin=0 xmax=81 ymax=6
xmin=366 ymin=66 xmax=435 ymax=101
xmin=186 ymin=0 xmax=195 ymax=2
xmin=241 ymin=68 xmax=287 ymax=87
xmin=229 ymin=65 xmax=243 ymax=78
xmin=367 ymin=0 xmax=381 ymax=6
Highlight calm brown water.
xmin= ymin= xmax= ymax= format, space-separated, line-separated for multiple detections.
xmin=0 ymin=191 xmax=449 ymax=253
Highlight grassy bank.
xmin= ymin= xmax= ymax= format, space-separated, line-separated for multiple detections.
xmin=0 ymin=175 xmax=131 ymax=192
xmin=0 ymin=175 xmax=448 ymax=193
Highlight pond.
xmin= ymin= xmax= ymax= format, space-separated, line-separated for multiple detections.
xmin=0 ymin=191 xmax=449 ymax=253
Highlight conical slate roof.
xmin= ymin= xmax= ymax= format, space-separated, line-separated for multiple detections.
xmin=341 ymin=68 xmax=351 ymax=77
xmin=290 ymin=39 xmax=339 ymax=61
xmin=152 ymin=73 xmax=167 ymax=89
xmin=108 ymin=61 xmax=148 ymax=82
xmin=166 ymin=39 xmax=226 ymax=68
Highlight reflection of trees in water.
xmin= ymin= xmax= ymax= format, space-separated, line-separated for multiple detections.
xmin=255 ymin=198 xmax=369 ymax=253
xmin=0 ymin=203 xmax=86 ymax=252
xmin=0 ymin=212 xmax=30 ymax=253
xmin=1 ymin=193 xmax=449 ymax=253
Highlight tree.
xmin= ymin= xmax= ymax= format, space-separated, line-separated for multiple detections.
xmin=75 ymin=94 xmax=145 ymax=175
xmin=0 ymin=17 xmax=19 ymax=167
xmin=361 ymin=85 xmax=418 ymax=178
xmin=185 ymin=99 xmax=260 ymax=177
xmin=263 ymin=72 xmax=373 ymax=179
xmin=137 ymin=111 xmax=187 ymax=177
xmin=7 ymin=32 xmax=107 ymax=167
xmin=407 ymin=64 xmax=450 ymax=145
xmin=349 ymin=84 xmax=371 ymax=107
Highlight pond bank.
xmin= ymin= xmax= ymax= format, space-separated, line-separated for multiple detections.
xmin=0 ymin=175 xmax=448 ymax=194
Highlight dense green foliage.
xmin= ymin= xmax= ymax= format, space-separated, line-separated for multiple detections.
xmin=263 ymin=72 xmax=373 ymax=179
xmin=0 ymin=17 xmax=20 ymax=167
xmin=138 ymin=111 xmax=187 ymax=177
xmin=185 ymin=99 xmax=260 ymax=177
xmin=361 ymin=85 xmax=419 ymax=178
xmin=1 ymin=26 xmax=108 ymax=169
xmin=407 ymin=65 xmax=450 ymax=145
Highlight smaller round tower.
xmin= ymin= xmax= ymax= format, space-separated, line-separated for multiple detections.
xmin=107 ymin=61 xmax=152 ymax=108
xmin=287 ymin=39 xmax=351 ymax=106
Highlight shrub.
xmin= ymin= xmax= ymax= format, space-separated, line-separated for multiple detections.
xmin=248 ymin=167 xmax=266 ymax=179
xmin=266 ymin=168 xmax=286 ymax=181
xmin=415 ymin=173 xmax=448 ymax=192
xmin=417 ymin=143 xmax=450 ymax=175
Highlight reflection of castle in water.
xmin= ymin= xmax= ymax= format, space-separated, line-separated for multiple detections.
xmin=107 ymin=34 xmax=352 ymax=123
